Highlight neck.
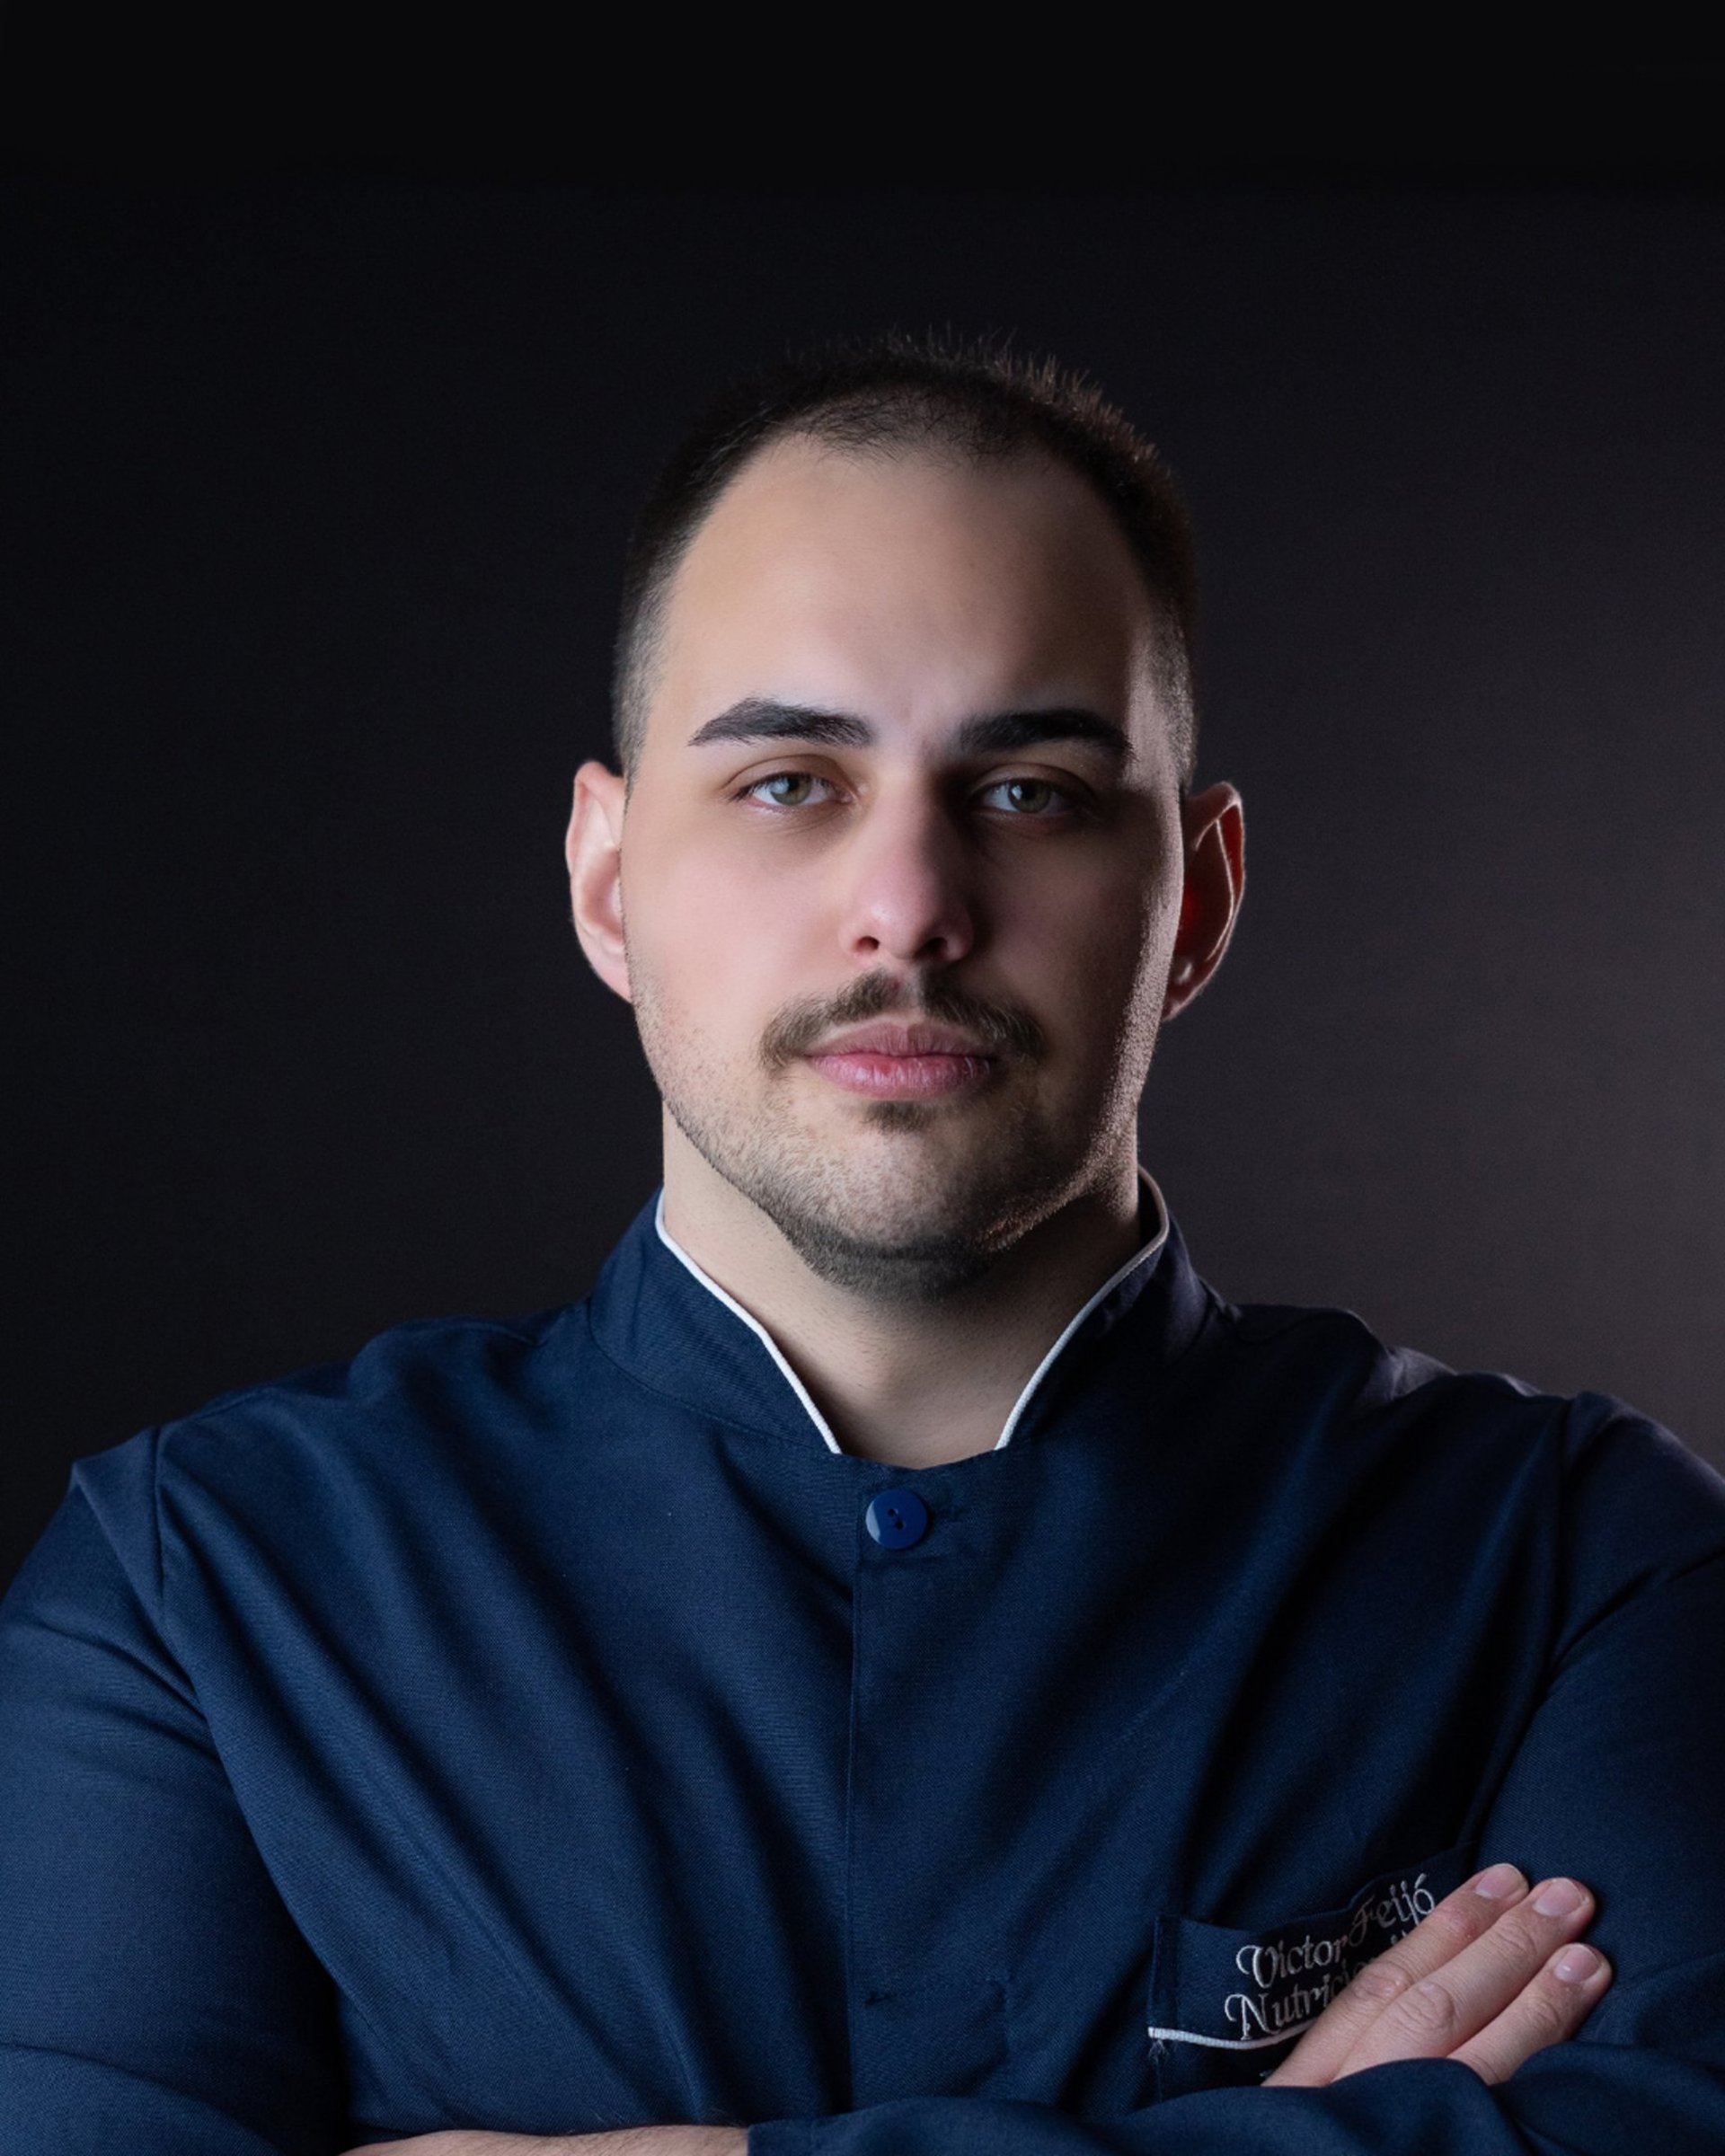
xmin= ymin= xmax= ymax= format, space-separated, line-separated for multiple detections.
xmin=657 ymin=1119 xmax=1153 ymax=1467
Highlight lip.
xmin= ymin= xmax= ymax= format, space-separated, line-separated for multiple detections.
xmin=802 ymin=1022 xmax=999 ymax=1100
xmin=810 ymin=1023 xmax=993 ymax=1058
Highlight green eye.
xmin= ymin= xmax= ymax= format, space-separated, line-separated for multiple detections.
xmin=982 ymin=777 xmax=1068 ymax=815
xmin=748 ymin=772 xmax=826 ymax=807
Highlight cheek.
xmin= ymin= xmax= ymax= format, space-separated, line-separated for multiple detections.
xmin=624 ymin=841 xmax=818 ymax=1035
xmin=1075 ymin=917 xmax=1163 ymax=1062
xmin=1000 ymin=864 xmax=1170 ymax=1030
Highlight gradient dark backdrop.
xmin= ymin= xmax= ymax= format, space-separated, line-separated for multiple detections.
xmin=6 ymin=179 xmax=1723 ymax=1591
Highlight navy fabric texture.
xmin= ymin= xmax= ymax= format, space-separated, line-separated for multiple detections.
xmin=3 ymin=1190 xmax=1724 ymax=2153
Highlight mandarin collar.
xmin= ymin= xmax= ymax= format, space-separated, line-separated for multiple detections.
xmin=584 ymin=1168 xmax=1213 ymax=1456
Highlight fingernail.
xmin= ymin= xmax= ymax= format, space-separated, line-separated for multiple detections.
xmin=1535 ymin=1878 xmax=1586 ymax=1916
xmin=1555 ymin=1945 xmax=1601 ymax=1983
xmin=1473 ymin=1863 xmax=1525 ymax=1899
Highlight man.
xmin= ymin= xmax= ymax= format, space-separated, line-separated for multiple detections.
xmin=3 ymin=338 xmax=1723 ymax=2156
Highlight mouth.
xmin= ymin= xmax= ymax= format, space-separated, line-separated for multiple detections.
xmin=802 ymin=1023 xmax=999 ymax=1100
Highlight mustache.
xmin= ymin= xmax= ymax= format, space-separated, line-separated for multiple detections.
xmin=761 ymin=969 xmax=1047 ymax=1068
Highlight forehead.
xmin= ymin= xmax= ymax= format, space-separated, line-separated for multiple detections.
xmin=646 ymin=435 xmax=1168 ymax=761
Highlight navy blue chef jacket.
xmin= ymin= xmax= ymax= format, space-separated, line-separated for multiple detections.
xmin=4 ymin=1173 xmax=1725 ymax=2155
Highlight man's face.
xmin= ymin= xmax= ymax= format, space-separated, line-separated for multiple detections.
xmin=587 ymin=437 xmax=1198 ymax=1298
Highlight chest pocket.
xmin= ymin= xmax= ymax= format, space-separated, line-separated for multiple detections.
xmin=1145 ymin=1842 xmax=1475 ymax=2102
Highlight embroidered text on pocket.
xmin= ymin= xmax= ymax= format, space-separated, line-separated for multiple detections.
xmin=1145 ymin=1842 xmax=1475 ymax=2099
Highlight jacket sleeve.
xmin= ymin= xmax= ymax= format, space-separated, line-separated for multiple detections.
xmin=0 ymin=1446 xmax=349 ymax=2156
xmin=748 ymin=1410 xmax=1725 ymax=2156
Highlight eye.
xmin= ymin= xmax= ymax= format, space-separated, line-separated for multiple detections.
xmin=740 ymin=770 xmax=838 ymax=809
xmin=976 ymin=775 xmax=1078 ymax=817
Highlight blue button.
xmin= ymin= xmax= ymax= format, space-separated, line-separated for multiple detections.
xmin=865 ymin=1488 xmax=929 ymax=1549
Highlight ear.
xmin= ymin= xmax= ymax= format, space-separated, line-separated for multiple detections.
xmin=566 ymin=760 xmax=633 ymax=1003
xmin=1163 ymin=782 xmax=1245 ymax=1021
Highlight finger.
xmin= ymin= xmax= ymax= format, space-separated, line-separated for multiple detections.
xmin=340 ymin=2137 xmax=503 ymax=2153
xmin=1328 ymin=1876 xmax=1599 ymax=2078
xmin=1264 ymin=1862 xmax=1533 ymax=2088
xmin=1445 ymin=1940 xmax=1615 ymax=2086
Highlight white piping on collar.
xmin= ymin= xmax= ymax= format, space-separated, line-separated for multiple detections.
xmin=653 ymin=1195 xmax=845 ymax=1454
xmin=652 ymin=1166 xmax=1170 ymax=1460
xmin=990 ymin=1166 xmax=1170 ymax=1451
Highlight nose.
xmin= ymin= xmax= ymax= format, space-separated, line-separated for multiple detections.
xmin=836 ymin=785 xmax=978 ymax=968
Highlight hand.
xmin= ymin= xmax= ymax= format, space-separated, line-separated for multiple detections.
xmin=341 ymin=2125 xmax=748 ymax=2156
xmin=1262 ymin=1863 xmax=1614 ymax=2089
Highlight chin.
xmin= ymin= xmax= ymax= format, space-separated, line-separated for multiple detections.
xmin=748 ymin=1132 xmax=1092 ymax=1304
xmin=767 ymin=1206 xmax=1003 ymax=1303
xmin=665 ymin=1064 xmax=1110 ymax=1295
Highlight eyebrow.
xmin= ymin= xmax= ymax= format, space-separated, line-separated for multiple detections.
xmin=686 ymin=697 xmax=1133 ymax=769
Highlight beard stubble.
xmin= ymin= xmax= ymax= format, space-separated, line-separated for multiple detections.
xmin=634 ymin=961 xmax=1126 ymax=1303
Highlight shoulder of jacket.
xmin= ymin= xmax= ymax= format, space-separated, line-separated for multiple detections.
xmin=1211 ymin=1294 xmax=1641 ymax=1440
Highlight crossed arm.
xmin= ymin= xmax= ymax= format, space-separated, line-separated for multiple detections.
xmin=339 ymin=1862 xmax=1615 ymax=2155
xmin=5 ymin=1445 xmax=1725 ymax=2153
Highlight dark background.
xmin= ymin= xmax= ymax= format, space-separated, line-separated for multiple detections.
xmin=5 ymin=173 xmax=1723 ymax=1591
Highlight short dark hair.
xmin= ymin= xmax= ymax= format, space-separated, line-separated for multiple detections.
xmin=611 ymin=333 xmax=1200 ymax=788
